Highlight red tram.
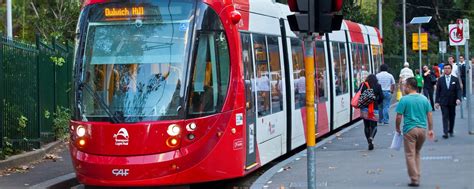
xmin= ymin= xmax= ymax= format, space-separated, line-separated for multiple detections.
xmin=70 ymin=0 xmax=383 ymax=186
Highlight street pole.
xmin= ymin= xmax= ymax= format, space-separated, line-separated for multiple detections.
xmin=465 ymin=41 xmax=473 ymax=134
xmin=303 ymin=39 xmax=316 ymax=189
xmin=403 ymin=0 xmax=407 ymax=63
xmin=456 ymin=46 xmax=463 ymax=118
xmin=378 ymin=0 xmax=383 ymax=37
xmin=418 ymin=25 xmax=422 ymax=73
xmin=6 ymin=0 xmax=13 ymax=38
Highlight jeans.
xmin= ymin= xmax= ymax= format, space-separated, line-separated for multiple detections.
xmin=422 ymin=87 xmax=435 ymax=110
xmin=379 ymin=91 xmax=391 ymax=124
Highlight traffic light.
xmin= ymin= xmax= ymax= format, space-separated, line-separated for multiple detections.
xmin=314 ymin=0 xmax=343 ymax=33
xmin=287 ymin=0 xmax=315 ymax=33
xmin=287 ymin=0 xmax=344 ymax=34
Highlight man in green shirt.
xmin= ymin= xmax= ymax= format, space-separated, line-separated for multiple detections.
xmin=415 ymin=69 xmax=423 ymax=93
xmin=396 ymin=77 xmax=434 ymax=187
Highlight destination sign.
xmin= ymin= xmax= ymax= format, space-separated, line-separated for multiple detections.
xmin=104 ymin=7 xmax=145 ymax=17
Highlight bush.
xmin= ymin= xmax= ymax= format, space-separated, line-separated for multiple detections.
xmin=52 ymin=106 xmax=71 ymax=140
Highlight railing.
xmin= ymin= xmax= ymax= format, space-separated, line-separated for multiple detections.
xmin=0 ymin=34 xmax=73 ymax=152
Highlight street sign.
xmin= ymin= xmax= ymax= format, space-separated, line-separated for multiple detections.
xmin=456 ymin=19 xmax=464 ymax=39
xmin=464 ymin=19 xmax=470 ymax=39
xmin=439 ymin=41 xmax=447 ymax=53
xmin=412 ymin=32 xmax=428 ymax=50
xmin=449 ymin=24 xmax=466 ymax=46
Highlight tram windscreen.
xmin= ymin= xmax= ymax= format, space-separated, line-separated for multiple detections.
xmin=79 ymin=1 xmax=195 ymax=122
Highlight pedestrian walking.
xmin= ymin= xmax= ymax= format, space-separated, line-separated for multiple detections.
xmin=422 ymin=65 xmax=436 ymax=111
xmin=359 ymin=74 xmax=383 ymax=150
xmin=399 ymin=62 xmax=414 ymax=94
xmin=435 ymin=63 xmax=462 ymax=139
xmin=395 ymin=77 xmax=435 ymax=187
xmin=448 ymin=56 xmax=459 ymax=77
xmin=415 ymin=69 xmax=423 ymax=93
xmin=376 ymin=64 xmax=395 ymax=125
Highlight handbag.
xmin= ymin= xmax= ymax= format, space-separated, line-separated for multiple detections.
xmin=358 ymin=82 xmax=376 ymax=108
xmin=351 ymin=84 xmax=363 ymax=108
xmin=390 ymin=132 xmax=403 ymax=151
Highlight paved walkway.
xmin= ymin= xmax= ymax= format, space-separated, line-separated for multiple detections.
xmin=254 ymin=95 xmax=474 ymax=189
xmin=0 ymin=143 xmax=73 ymax=188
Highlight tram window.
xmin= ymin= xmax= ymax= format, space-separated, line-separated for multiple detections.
xmin=290 ymin=38 xmax=305 ymax=109
xmin=353 ymin=43 xmax=370 ymax=90
xmin=332 ymin=42 xmax=348 ymax=96
xmin=188 ymin=31 xmax=229 ymax=116
xmin=187 ymin=6 xmax=230 ymax=117
xmin=241 ymin=33 xmax=256 ymax=116
xmin=362 ymin=45 xmax=370 ymax=74
xmin=253 ymin=34 xmax=271 ymax=117
xmin=351 ymin=44 xmax=359 ymax=90
xmin=267 ymin=36 xmax=283 ymax=113
xmin=315 ymin=41 xmax=327 ymax=102
xmin=372 ymin=45 xmax=382 ymax=72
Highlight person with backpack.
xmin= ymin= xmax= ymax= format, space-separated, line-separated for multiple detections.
xmin=358 ymin=74 xmax=383 ymax=150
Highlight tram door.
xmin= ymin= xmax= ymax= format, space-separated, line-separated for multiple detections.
xmin=241 ymin=33 xmax=257 ymax=168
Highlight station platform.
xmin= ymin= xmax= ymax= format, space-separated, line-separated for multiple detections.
xmin=252 ymin=95 xmax=474 ymax=189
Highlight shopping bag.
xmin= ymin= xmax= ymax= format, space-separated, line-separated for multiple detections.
xmin=390 ymin=132 xmax=403 ymax=151
xmin=351 ymin=88 xmax=362 ymax=108
xmin=396 ymin=88 xmax=402 ymax=101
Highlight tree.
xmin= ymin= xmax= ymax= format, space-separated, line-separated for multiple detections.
xmin=0 ymin=0 xmax=81 ymax=42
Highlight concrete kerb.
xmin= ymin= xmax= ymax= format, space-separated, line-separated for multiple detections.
xmin=29 ymin=173 xmax=78 ymax=189
xmin=250 ymin=102 xmax=398 ymax=189
xmin=0 ymin=140 xmax=63 ymax=170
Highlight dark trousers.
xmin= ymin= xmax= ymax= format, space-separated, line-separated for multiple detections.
xmin=363 ymin=119 xmax=377 ymax=143
xmin=461 ymin=77 xmax=466 ymax=97
xmin=422 ymin=88 xmax=435 ymax=110
xmin=440 ymin=105 xmax=456 ymax=134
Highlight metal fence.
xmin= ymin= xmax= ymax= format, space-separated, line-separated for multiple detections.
xmin=0 ymin=34 xmax=73 ymax=151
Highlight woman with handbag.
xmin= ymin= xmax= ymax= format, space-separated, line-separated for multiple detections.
xmin=358 ymin=74 xmax=383 ymax=150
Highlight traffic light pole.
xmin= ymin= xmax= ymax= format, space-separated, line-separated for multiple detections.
xmin=303 ymin=38 xmax=316 ymax=189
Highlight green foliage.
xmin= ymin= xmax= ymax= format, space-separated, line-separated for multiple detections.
xmin=51 ymin=56 xmax=66 ymax=67
xmin=44 ymin=110 xmax=51 ymax=119
xmin=17 ymin=115 xmax=28 ymax=132
xmin=0 ymin=0 xmax=81 ymax=42
xmin=343 ymin=1 xmax=364 ymax=23
xmin=52 ymin=106 xmax=72 ymax=140
xmin=0 ymin=137 xmax=15 ymax=160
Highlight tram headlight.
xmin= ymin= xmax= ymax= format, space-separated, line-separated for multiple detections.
xmin=186 ymin=123 xmax=197 ymax=131
xmin=167 ymin=124 xmax=181 ymax=136
xmin=76 ymin=125 xmax=86 ymax=137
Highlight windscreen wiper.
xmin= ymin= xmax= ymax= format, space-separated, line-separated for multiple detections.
xmin=80 ymin=82 xmax=121 ymax=123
